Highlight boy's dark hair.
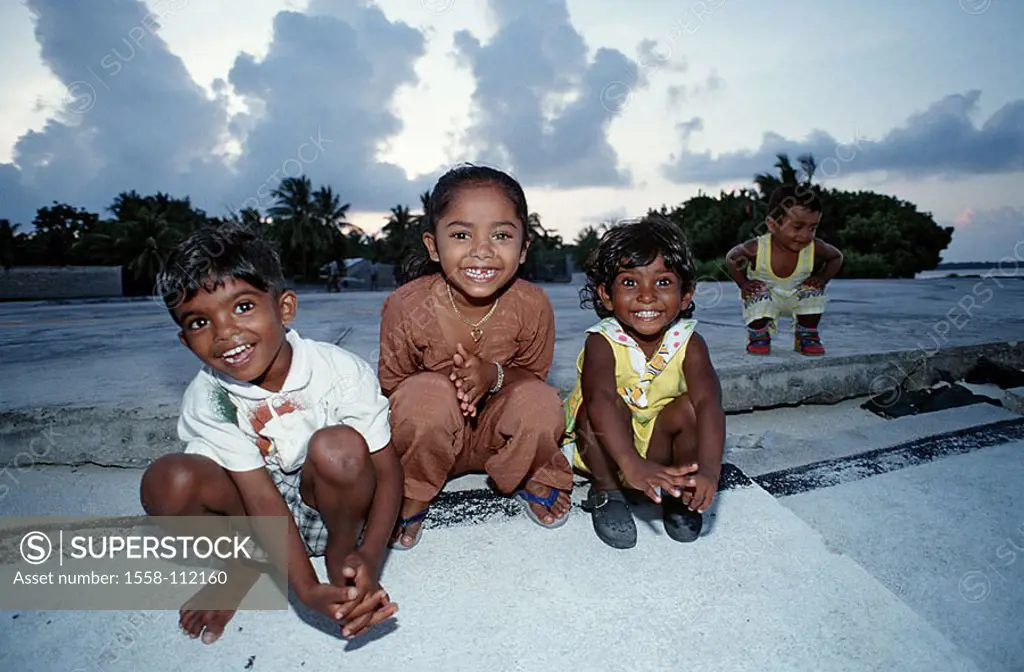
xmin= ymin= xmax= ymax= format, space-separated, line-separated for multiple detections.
xmin=766 ymin=184 xmax=823 ymax=224
xmin=156 ymin=221 xmax=286 ymax=323
xmin=402 ymin=163 xmax=530 ymax=282
xmin=579 ymin=216 xmax=697 ymax=319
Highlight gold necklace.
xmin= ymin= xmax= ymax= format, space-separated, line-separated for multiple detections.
xmin=446 ymin=283 xmax=499 ymax=342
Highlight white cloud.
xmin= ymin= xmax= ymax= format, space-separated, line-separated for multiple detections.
xmin=451 ymin=0 xmax=641 ymax=188
xmin=662 ymin=91 xmax=1024 ymax=185
xmin=0 ymin=0 xmax=1022 ymax=262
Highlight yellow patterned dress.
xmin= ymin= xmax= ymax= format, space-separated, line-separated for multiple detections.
xmin=561 ymin=316 xmax=698 ymax=471
xmin=741 ymin=233 xmax=827 ymax=332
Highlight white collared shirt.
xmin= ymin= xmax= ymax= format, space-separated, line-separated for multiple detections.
xmin=177 ymin=329 xmax=391 ymax=473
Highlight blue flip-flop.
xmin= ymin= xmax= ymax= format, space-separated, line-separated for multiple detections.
xmin=389 ymin=507 xmax=429 ymax=550
xmin=517 ymin=488 xmax=570 ymax=529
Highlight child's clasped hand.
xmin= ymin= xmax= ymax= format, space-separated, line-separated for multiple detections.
xmin=337 ymin=551 xmax=398 ymax=638
xmin=449 ymin=343 xmax=498 ymax=417
xmin=682 ymin=471 xmax=718 ymax=513
xmin=624 ymin=460 xmax=699 ymax=504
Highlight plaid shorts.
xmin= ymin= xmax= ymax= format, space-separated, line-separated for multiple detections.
xmin=266 ymin=464 xmax=328 ymax=557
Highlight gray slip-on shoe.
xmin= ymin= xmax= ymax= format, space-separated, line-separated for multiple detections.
xmin=581 ymin=485 xmax=637 ymax=549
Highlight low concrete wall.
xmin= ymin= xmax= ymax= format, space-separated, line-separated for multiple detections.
xmin=2 ymin=341 xmax=1022 ymax=469
xmin=720 ymin=340 xmax=1024 ymax=411
xmin=0 ymin=266 xmax=122 ymax=301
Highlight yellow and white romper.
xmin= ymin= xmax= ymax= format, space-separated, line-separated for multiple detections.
xmin=741 ymin=233 xmax=827 ymax=333
xmin=561 ymin=316 xmax=698 ymax=471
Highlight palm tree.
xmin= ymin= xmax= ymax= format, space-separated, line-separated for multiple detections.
xmin=109 ymin=191 xmax=208 ymax=234
xmin=526 ymin=212 xmax=547 ymax=242
xmin=312 ymin=186 xmax=352 ymax=233
xmin=225 ymin=206 xmax=264 ymax=227
xmin=117 ymin=206 xmax=184 ymax=285
xmin=314 ymin=185 xmax=357 ymax=266
xmin=415 ymin=190 xmax=431 ymax=229
xmin=753 ymin=152 xmax=813 ymax=200
xmin=74 ymin=203 xmax=186 ymax=290
xmin=753 ymin=172 xmax=780 ymax=201
xmin=381 ymin=204 xmax=418 ymax=266
xmin=216 ymin=206 xmax=273 ymax=241
xmin=521 ymin=212 xmax=567 ymax=281
xmin=267 ymin=176 xmax=326 ymax=282
xmin=774 ymin=154 xmax=798 ymax=185
xmin=571 ymin=224 xmax=603 ymax=269
xmin=797 ymin=153 xmax=817 ymax=184
xmin=27 ymin=202 xmax=100 ymax=266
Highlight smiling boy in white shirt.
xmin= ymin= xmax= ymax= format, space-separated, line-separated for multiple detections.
xmin=140 ymin=222 xmax=402 ymax=644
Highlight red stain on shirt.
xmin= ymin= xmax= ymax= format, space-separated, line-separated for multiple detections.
xmin=248 ymin=398 xmax=300 ymax=459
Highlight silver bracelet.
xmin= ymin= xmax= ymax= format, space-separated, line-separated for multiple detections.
xmin=489 ymin=361 xmax=504 ymax=394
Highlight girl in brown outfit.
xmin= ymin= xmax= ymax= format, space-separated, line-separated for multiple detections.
xmin=378 ymin=164 xmax=573 ymax=549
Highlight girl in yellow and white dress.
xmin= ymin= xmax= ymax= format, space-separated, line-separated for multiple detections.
xmin=562 ymin=217 xmax=726 ymax=550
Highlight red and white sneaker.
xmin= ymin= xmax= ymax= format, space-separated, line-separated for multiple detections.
xmin=747 ymin=327 xmax=771 ymax=355
xmin=795 ymin=327 xmax=825 ymax=355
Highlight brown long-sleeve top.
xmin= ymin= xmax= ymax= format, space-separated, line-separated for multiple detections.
xmin=377 ymin=273 xmax=556 ymax=397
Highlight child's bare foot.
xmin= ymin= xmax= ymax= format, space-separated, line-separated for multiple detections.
xmin=519 ymin=480 xmax=571 ymax=526
xmin=389 ymin=498 xmax=430 ymax=549
xmin=178 ymin=562 xmax=262 ymax=644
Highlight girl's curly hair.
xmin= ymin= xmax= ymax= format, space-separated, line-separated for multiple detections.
xmin=579 ymin=216 xmax=697 ymax=319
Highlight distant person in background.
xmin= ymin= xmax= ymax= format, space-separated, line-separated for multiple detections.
xmin=325 ymin=259 xmax=341 ymax=293
xmin=370 ymin=261 xmax=379 ymax=291
xmin=725 ymin=185 xmax=844 ymax=356
xmin=563 ymin=217 xmax=725 ymax=550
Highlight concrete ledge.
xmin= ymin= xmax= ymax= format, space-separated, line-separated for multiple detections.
xmin=0 ymin=266 xmax=122 ymax=301
xmin=722 ymin=340 xmax=1024 ymax=411
xmin=3 ymin=341 xmax=1023 ymax=469
xmin=0 ymin=404 xmax=178 ymax=469
xmin=728 ymin=403 xmax=1021 ymax=477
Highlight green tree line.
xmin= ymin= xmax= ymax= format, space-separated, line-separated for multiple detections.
xmin=0 ymin=152 xmax=953 ymax=295
xmin=572 ymin=153 xmax=953 ymax=281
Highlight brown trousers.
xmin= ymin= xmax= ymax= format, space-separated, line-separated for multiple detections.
xmin=389 ymin=372 xmax=572 ymax=502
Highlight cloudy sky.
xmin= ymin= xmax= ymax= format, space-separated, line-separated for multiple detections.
xmin=1 ymin=0 xmax=1022 ymax=262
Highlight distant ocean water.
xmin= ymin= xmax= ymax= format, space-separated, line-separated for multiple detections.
xmin=915 ymin=265 xmax=1022 ymax=279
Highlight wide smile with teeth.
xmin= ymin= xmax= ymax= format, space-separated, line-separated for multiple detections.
xmin=221 ymin=343 xmax=255 ymax=365
xmin=463 ymin=268 xmax=498 ymax=282
xmin=632 ymin=310 xmax=662 ymax=321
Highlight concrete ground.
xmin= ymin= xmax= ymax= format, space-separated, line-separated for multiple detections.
xmin=1 ymin=275 xmax=1024 ymax=671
